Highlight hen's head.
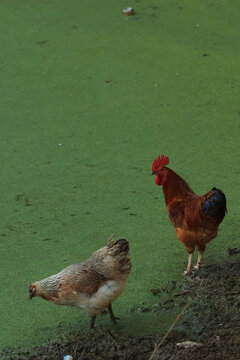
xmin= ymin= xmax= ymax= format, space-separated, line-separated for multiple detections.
xmin=152 ymin=155 xmax=169 ymax=186
xmin=29 ymin=283 xmax=37 ymax=300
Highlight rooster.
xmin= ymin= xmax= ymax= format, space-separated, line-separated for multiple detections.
xmin=29 ymin=235 xmax=131 ymax=328
xmin=152 ymin=155 xmax=226 ymax=275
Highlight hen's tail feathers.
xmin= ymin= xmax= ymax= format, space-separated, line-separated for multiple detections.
xmin=107 ymin=233 xmax=116 ymax=247
xmin=106 ymin=234 xmax=131 ymax=277
xmin=203 ymin=187 xmax=227 ymax=222
xmin=115 ymin=238 xmax=130 ymax=253
xmin=107 ymin=234 xmax=130 ymax=254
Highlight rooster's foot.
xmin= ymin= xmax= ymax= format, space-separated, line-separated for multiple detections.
xmin=183 ymin=270 xmax=193 ymax=275
xmin=193 ymin=265 xmax=200 ymax=270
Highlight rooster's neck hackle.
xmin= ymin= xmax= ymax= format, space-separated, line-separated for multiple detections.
xmin=163 ymin=168 xmax=195 ymax=205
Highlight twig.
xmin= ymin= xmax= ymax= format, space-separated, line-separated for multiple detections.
xmin=174 ymin=289 xmax=190 ymax=297
xmin=107 ymin=329 xmax=116 ymax=339
xmin=73 ymin=344 xmax=79 ymax=357
xmin=149 ymin=302 xmax=191 ymax=360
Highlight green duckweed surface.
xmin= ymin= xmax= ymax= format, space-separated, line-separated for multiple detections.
xmin=0 ymin=0 xmax=239 ymax=351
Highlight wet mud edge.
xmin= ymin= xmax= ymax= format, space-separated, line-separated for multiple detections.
xmin=2 ymin=258 xmax=240 ymax=360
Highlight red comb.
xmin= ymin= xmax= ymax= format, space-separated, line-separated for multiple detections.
xmin=152 ymin=155 xmax=169 ymax=170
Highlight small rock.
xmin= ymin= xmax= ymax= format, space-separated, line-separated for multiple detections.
xmin=64 ymin=356 xmax=73 ymax=360
xmin=123 ymin=7 xmax=135 ymax=15
xmin=176 ymin=341 xmax=203 ymax=348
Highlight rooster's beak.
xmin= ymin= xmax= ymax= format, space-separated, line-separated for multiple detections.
xmin=152 ymin=171 xmax=157 ymax=175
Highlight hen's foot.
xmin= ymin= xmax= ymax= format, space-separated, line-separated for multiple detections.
xmin=90 ymin=316 xmax=96 ymax=329
xmin=110 ymin=315 xmax=120 ymax=325
xmin=108 ymin=304 xmax=120 ymax=325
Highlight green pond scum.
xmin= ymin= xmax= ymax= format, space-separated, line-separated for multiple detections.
xmin=0 ymin=0 xmax=239 ymax=352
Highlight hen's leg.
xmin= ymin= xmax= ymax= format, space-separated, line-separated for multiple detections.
xmin=108 ymin=303 xmax=120 ymax=325
xmin=90 ymin=316 xmax=96 ymax=329
xmin=184 ymin=253 xmax=193 ymax=275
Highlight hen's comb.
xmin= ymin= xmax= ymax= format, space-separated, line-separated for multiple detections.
xmin=152 ymin=155 xmax=169 ymax=170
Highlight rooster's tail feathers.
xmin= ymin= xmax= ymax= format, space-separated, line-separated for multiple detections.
xmin=203 ymin=187 xmax=227 ymax=220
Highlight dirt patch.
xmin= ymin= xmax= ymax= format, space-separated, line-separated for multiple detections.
xmin=2 ymin=258 xmax=240 ymax=360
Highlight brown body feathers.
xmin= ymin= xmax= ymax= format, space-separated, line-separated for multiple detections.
xmin=153 ymin=155 xmax=226 ymax=274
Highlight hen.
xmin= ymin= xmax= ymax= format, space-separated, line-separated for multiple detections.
xmin=29 ymin=235 xmax=131 ymax=328
xmin=152 ymin=155 xmax=226 ymax=274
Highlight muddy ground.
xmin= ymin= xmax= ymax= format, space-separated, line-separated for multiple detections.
xmin=2 ymin=256 xmax=240 ymax=360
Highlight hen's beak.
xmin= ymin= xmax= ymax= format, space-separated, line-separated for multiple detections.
xmin=29 ymin=287 xmax=37 ymax=300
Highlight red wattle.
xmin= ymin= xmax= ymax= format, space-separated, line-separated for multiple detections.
xmin=155 ymin=170 xmax=167 ymax=186
xmin=155 ymin=174 xmax=162 ymax=186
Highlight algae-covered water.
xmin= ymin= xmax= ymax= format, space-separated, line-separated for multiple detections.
xmin=0 ymin=0 xmax=239 ymax=352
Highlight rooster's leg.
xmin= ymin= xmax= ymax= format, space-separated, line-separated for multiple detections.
xmin=184 ymin=253 xmax=193 ymax=275
xmin=108 ymin=303 xmax=120 ymax=325
xmin=194 ymin=251 xmax=203 ymax=270
xmin=194 ymin=245 xmax=206 ymax=270
xmin=90 ymin=316 xmax=96 ymax=329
